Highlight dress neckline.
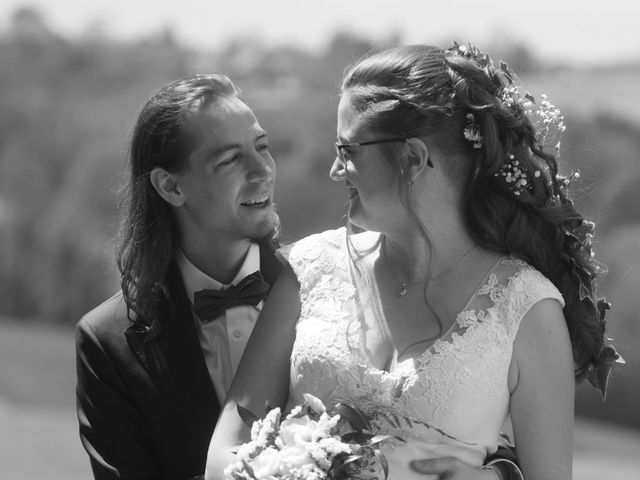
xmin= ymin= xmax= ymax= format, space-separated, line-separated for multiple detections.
xmin=364 ymin=251 xmax=510 ymax=375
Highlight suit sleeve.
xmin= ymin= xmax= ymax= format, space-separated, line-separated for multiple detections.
xmin=75 ymin=318 xmax=158 ymax=480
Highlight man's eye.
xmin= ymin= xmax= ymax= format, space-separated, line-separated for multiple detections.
xmin=219 ymin=155 xmax=239 ymax=166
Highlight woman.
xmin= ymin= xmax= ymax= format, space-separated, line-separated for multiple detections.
xmin=205 ymin=43 xmax=618 ymax=480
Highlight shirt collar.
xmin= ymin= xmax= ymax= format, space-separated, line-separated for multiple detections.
xmin=176 ymin=243 xmax=261 ymax=303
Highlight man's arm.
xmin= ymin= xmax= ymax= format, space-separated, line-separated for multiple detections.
xmin=76 ymin=318 xmax=158 ymax=480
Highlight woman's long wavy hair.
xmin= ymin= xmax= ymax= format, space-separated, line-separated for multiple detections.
xmin=340 ymin=43 xmax=612 ymax=382
xmin=116 ymin=74 xmax=240 ymax=328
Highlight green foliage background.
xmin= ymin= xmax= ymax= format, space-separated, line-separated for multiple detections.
xmin=1 ymin=9 xmax=638 ymax=431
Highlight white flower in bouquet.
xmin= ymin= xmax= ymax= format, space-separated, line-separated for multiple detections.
xmin=224 ymin=394 xmax=396 ymax=480
xmin=234 ymin=407 xmax=282 ymax=463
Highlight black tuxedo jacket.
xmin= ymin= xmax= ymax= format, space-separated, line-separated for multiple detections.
xmin=75 ymin=244 xmax=284 ymax=480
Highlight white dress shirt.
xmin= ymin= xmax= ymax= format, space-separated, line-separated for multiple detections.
xmin=176 ymin=244 xmax=262 ymax=404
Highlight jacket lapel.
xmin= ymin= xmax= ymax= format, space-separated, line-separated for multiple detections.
xmin=124 ymin=247 xmax=284 ymax=438
xmin=125 ymin=263 xmax=220 ymax=440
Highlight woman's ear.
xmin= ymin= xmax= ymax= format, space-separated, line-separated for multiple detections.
xmin=149 ymin=167 xmax=185 ymax=206
xmin=405 ymin=137 xmax=433 ymax=182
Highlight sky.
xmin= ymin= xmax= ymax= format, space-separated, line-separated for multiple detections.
xmin=1 ymin=0 xmax=639 ymax=66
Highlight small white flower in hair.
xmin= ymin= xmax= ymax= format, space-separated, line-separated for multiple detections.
xmin=463 ymin=113 xmax=483 ymax=149
xmin=494 ymin=152 xmax=536 ymax=197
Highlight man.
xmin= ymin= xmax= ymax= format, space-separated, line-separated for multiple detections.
xmin=76 ymin=73 xmax=283 ymax=480
xmin=76 ymin=73 xmax=522 ymax=480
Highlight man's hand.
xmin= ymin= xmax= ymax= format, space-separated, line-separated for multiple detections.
xmin=410 ymin=457 xmax=500 ymax=480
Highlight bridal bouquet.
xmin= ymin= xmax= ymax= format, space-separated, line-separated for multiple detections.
xmin=224 ymin=394 xmax=394 ymax=480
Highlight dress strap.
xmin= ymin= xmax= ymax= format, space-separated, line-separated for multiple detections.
xmin=481 ymin=259 xmax=565 ymax=338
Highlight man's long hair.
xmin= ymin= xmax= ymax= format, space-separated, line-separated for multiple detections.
xmin=116 ymin=74 xmax=240 ymax=327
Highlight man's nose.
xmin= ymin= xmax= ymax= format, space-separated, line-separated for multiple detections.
xmin=248 ymin=153 xmax=275 ymax=184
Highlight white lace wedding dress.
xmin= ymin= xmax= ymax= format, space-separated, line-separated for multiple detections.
xmin=285 ymin=228 xmax=564 ymax=480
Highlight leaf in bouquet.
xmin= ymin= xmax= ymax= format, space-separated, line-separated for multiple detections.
xmin=389 ymin=413 xmax=402 ymax=429
xmin=240 ymin=458 xmax=257 ymax=479
xmin=341 ymin=431 xmax=376 ymax=444
xmin=333 ymin=403 xmax=372 ymax=432
xmin=327 ymin=452 xmax=350 ymax=480
xmin=330 ymin=454 xmax=364 ymax=480
xmin=229 ymin=469 xmax=254 ymax=480
xmin=236 ymin=403 xmax=259 ymax=428
xmin=499 ymin=60 xmax=513 ymax=80
xmin=368 ymin=434 xmax=396 ymax=446
xmin=264 ymin=400 xmax=273 ymax=416
xmin=343 ymin=454 xmax=365 ymax=464
xmin=378 ymin=450 xmax=389 ymax=480
xmin=302 ymin=393 xmax=327 ymax=414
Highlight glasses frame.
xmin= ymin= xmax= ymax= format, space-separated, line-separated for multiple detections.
xmin=334 ymin=136 xmax=408 ymax=161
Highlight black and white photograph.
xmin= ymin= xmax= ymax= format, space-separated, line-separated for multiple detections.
xmin=0 ymin=1 xmax=638 ymax=479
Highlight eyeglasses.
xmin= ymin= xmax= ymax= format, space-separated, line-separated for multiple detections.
xmin=334 ymin=136 xmax=407 ymax=162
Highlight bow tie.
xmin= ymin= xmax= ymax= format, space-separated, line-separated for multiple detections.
xmin=192 ymin=271 xmax=270 ymax=323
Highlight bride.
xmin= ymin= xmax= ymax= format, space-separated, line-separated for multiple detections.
xmin=204 ymin=43 xmax=616 ymax=480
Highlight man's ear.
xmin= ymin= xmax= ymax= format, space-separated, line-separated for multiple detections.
xmin=149 ymin=167 xmax=185 ymax=206
xmin=405 ymin=137 xmax=433 ymax=182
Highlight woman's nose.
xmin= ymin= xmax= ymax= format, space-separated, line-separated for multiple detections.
xmin=329 ymin=155 xmax=345 ymax=182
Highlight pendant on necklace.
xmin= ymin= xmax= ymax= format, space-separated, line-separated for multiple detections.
xmin=396 ymin=282 xmax=408 ymax=297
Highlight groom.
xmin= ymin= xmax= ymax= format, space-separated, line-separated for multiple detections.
xmin=76 ymin=73 xmax=522 ymax=480
xmin=75 ymin=73 xmax=284 ymax=480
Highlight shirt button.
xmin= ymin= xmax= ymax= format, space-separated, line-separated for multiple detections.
xmin=232 ymin=329 xmax=242 ymax=339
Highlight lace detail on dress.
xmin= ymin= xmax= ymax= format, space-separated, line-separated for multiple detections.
xmin=405 ymin=259 xmax=565 ymax=421
xmin=289 ymin=229 xmax=365 ymax=393
xmin=478 ymin=258 xmax=565 ymax=337
xmin=289 ymin=238 xmax=565 ymax=450
xmin=288 ymin=229 xmax=347 ymax=295
xmin=411 ymin=307 xmax=509 ymax=420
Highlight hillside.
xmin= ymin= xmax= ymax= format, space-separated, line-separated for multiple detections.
xmin=0 ymin=24 xmax=638 ymax=431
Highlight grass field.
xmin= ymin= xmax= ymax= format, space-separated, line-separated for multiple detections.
xmin=1 ymin=320 xmax=638 ymax=479
xmin=0 ymin=320 xmax=91 ymax=479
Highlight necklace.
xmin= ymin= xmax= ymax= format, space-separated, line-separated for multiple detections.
xmin=432 ymin=244 xmax=478 ymax=281
xmin=381 ymin=240 xmax=478 ymax=297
